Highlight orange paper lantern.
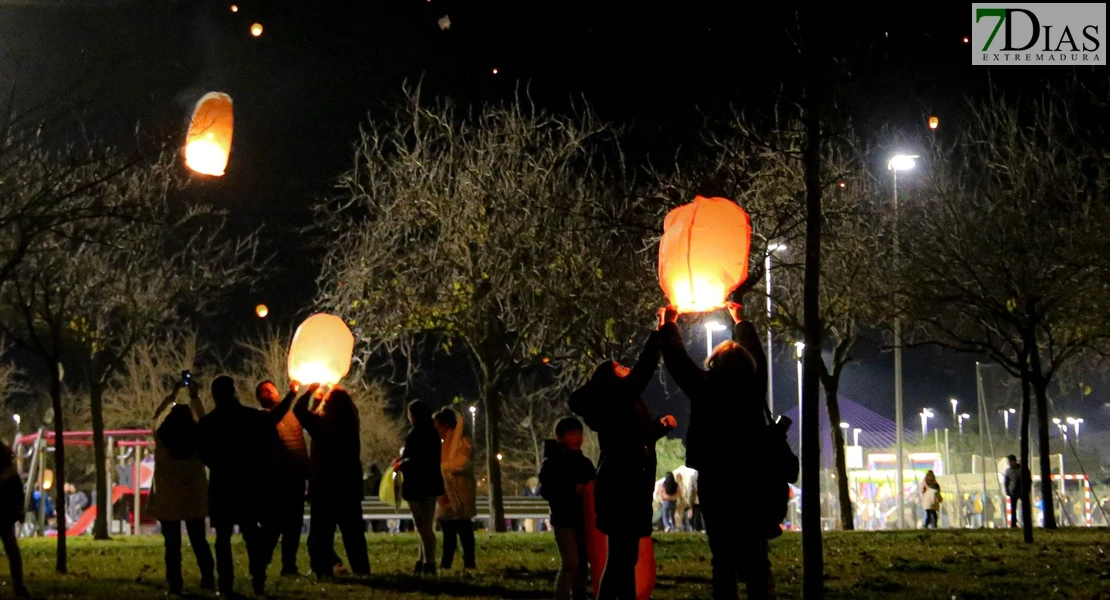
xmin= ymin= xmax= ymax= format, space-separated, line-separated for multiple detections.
xmin=250 ymin=22 xmax=263 ymax=37
xmin=287 ymin=313 xmax=354 ymax=387
xmin=184 ymin=92 xmax=234 ymax=177
xmin=657 ymin=196 xmax=752 ymax=313
xmin=928 ymin=116 xmax=939 ymax=130
xmin=255 ymin=304 xmax=269 ymax=318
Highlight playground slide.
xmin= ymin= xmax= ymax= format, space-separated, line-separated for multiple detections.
xmin=60 ymin=485 xmax=130 ymax=537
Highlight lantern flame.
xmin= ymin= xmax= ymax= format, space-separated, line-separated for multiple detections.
xmin=928 ymin=116 xmax=939 ymax=130
xmin=184 ymin=92 xmax=233 ymax=177
xmin=287 ymin=313 xmax=354 ymax=387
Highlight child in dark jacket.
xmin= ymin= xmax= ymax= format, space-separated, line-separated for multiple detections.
xmin=540 ymin=417 xmax=597 ymax=600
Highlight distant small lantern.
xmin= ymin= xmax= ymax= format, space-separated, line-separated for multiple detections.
xmin=255 ymin=304 xmax=269 ymax=318
xmin=251 ymin=22 xmax=263 ymax=37
xmin=657 ymin=196 xmax=752 ymax=314
xmin=184 ymin=92 xmax=234 ymax=177
xmin=492 ymin=67 xmax=499 ymax=75
xmin=962 ymin=36 xmax=969 ymax=44
xmin=838 ymin=180 xmax=846 ymax=189
xmin=928 ymin=116 xmax=939 ymax=130
xmin=230 ymin=4 xmax=238 ymax=12
xmin=287 ymin=313 xmax=355 ymax=387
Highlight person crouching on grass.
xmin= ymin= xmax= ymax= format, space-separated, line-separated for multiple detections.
xmin=540 ymin=417 xmax=596 ymax=600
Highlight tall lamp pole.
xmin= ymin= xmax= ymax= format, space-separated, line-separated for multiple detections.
xmin=889 ymin=153 xmax=917 ymax=528
xmin=765 ymin=243 xmax=785 ymax=412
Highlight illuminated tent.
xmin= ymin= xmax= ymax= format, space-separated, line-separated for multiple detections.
xmin=657 ymin=196 xmax=752 ymax=313
xmin=287 ymin=313 xmax=354 ymax=387
xmin=184 ymin=92 xmax=234 ymax=176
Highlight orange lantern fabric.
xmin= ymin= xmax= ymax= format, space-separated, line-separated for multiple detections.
xmin=184 ymin=92 xmax=234 ymax=177
xmin=287 ymin=313 xmax=354 ymax=387
xmin=583 ymin=482 xmax=655 ymax=600
xmin=657 ymin=196 xmax=752 ymax=313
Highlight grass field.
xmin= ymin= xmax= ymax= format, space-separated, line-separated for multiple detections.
xmin=6 ymin=528 xmax=1109 ymax=598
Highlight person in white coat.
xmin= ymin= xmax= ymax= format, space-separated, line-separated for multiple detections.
xmin=918 ymin=470 xmax=943 ymax=529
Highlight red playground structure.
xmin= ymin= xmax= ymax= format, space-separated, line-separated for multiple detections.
xmin=14 ymin=428 xmax=155 ymax=538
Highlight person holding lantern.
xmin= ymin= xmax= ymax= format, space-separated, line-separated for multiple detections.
xmin=255 ymin=380 xmax=311 ymax=576
xmin=433 ymin=407 xmax=478 ymax=570
xmin=393 ymin=400 xmax=446 ymax=576
xmin=657 ymin=302 xmax=779 ymax=600
xmin=568 ymin=332 xmax=675 ymax=600
xmin=292 ymin=386 xmax=371 ymax=579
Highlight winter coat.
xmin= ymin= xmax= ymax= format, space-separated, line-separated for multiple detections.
xmin=568 ymin=332 xmax=669 ymax=537
xmin=197 ymin=400 xmax=278 ymax=524
xmin=539 ymin=445 xmax=596 ymax=529
xmin=658 ymin=320 xmax=767 ymax=477
xmin=398 ymin=421 xmax=445 ymax=502
xmin=1004 ymin=465 xmax=1023 ymax=497
xmin=436 ymin=425 xmax=477 ymax=521
xmin=919 ymin=481 xmax=942 ymax=510
xmin=147 ymin=399 xmax=210 ymax=522
xmin=294 ymin=392 xmax=364 ymax=507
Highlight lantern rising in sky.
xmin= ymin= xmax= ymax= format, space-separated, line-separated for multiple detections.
xmin=287 ymin=313 xmax=354 ymax=387
xmin=658 ymin=196 xmax=752 ymax=313
xmin=255 ymin=304 xmax=269 ymax=318
xmin=184 ymin=92 xmax=234 ymax=176
xmin=230 ymin=4 xmax=238 ymax=12
xmin=251 ymin=22 xmax=264 ymax=37
xmin=928 ymin=115 xmax=939 ymax=130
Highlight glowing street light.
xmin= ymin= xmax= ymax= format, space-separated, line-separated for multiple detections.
xmin=888 ymin=154 xmax=918 ymax=172
xmin=1000 ymin=407 xmax=1016 ymax=434
xmin=853 ymin=427 xmax=862 ymax=447
xmin=957 ymin=412 xmax=970 ymax=435
xmin=704 ymin=321 xmax=727 ymax=358
xmin=11 ymin=414 xmax=20 ymax=425
xmin=920 ymin=408 xmax=935 ymax=437
xmin=839 ymin=422 xmax=850 ymax=445
xmin=469 ymin=405 xmax=477 ymax=433
xmin=950 ymin=397 xmax=958 ymax=420
xmin=1065 ymin=417 xmax=1083 ymax=442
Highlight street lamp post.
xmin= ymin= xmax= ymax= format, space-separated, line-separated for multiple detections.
xmin=1000 ymin=408 xmax=1015 ymax=435
xmin=889 ymin=153 xmax=917 ymax=529
xmin=957 ymin=413 xmax=970 ymax=435
xmin=853 ymin=427 xmax=861 ymax=447
xmin=920 ymin=408 xmax=934 ymax=437
xmin=839 ymin=422 xmax=850 ymax=446
xmin=765 ymin=244 xmax=785 ymax=413
xmin=795 ymin=341 xmax=804 ymax=455
xmin=469 ymin=405 xmax=478 ymax=435
xmin=950 ymin=398 xmax=958 ymax=421
xmin=1065 ymin=417 xmax=1083 ymax=444
xmin=704 ymin=322 xmax=727 ymax=359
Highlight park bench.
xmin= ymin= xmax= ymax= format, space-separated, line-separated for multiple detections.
xmin=304 ymin=495 xmax=550 ymax=528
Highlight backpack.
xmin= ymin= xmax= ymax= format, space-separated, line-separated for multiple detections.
xmin=762 ymin=405 xmax=799 ymax=539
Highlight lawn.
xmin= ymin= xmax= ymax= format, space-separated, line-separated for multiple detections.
xmin=6 ymin=528 xmax=1109 ymax=598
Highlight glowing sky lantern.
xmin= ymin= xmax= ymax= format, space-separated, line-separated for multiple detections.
xmin=657 ymin=196 xmax=752 ymax=313
xmin=230 ymin=4 xmax=238 ymax=12
xmin=184 ymin=92 xmax=233 ymax=176
xmin=928 ymin=115 xmax=939 ymax=130
xmin=250 ymin=22 xmax=263 ymax=37
xmin=287 ymin=313 xmax=354 ymax=387
xmin=255 ymin=304 xmax=269 ymax=318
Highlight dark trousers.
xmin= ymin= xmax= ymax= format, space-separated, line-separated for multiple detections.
xmin=554 ymin=525 xmax=588 ymax=600
xmin=272 ymin=479 xmax=306 ymax=573
xmin=597 ymin=533 xmax=639 ymax=600
xmin=160 ymin=519 xmax=214 ymax=592
xmin=924 ymin=509 xmax=938 ymax=528
xmin=440 ymin=518 xmax=475 ymax=568
xmin=308 ymin=499 xmax=370 ymax=577
xmin=1 ymin=523 xmax=24 ymax=592
xmin=1009 ymin=495 xmax=1021 ymax=528
xmin=213 ymin=519 xmax=272 ymax=594
xmin=700 ymin=472 xmax=772 ymax=600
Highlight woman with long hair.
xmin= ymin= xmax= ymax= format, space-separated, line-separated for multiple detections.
xmin=433 ymin=408 xmax=477 ymax=570
xmin=147 ymin=382 xmax=215 ymax=595
xmin=393 ymin=400 xmax=445 ymax=576
xmin=293 ymin=386 xmax=371 ymax=579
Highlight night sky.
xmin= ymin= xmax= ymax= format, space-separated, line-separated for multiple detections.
xmin=1 ymin=1 xmax=1105 ymax=433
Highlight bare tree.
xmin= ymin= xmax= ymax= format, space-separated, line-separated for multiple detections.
xmin=899 ymin=81 xmax=1110 ymax=540
xmin=317 ymin=88 xmax=656 ymax=529
xmin=103 ymin=331 xmax=204 ymax=428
